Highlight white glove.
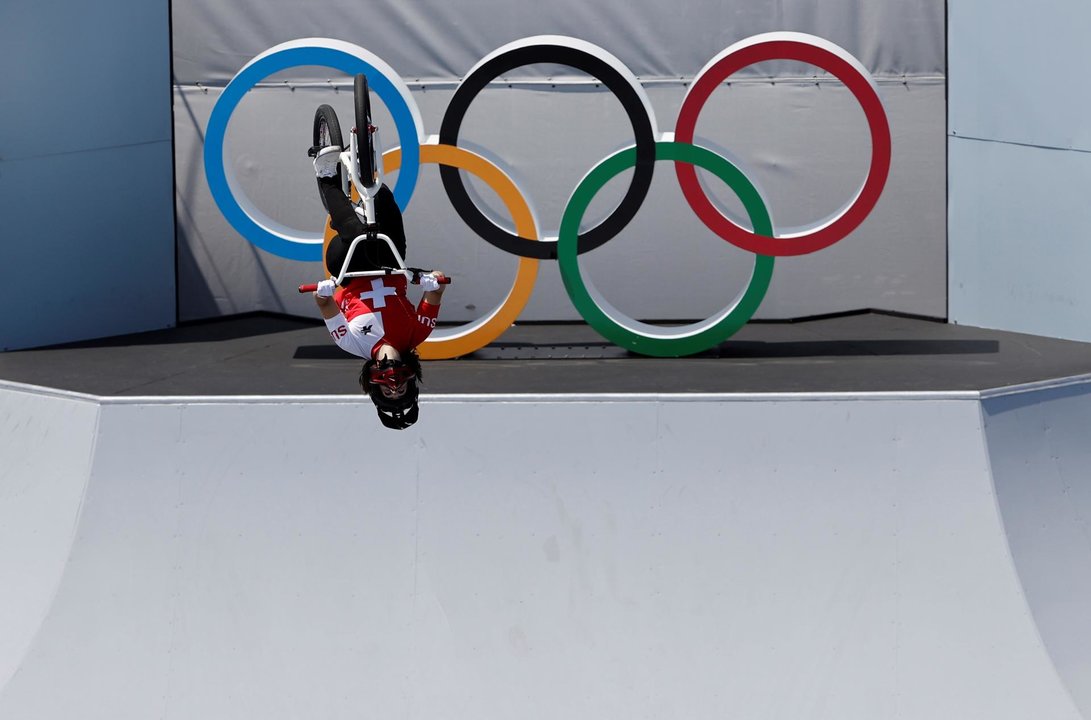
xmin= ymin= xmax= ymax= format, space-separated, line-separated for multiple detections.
xmin=316 ymin=279 xmax=337 ymax=297
xmin=418 ymin=273 xmax=441 ymax=292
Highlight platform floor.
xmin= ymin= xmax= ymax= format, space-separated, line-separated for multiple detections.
xmin=4 ymin=312 xmax=1091 ymax=396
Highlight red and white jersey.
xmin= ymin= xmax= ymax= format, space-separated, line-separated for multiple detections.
xmin=323 ymin=275 xmax=439 ymax=359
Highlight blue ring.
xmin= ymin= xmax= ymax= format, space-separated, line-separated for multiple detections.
xmin=204 ymin=46 xmax=421 ymax=261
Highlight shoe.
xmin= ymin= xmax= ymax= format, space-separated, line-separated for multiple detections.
xmin=312 ymin=145 xmax=342 ymax=178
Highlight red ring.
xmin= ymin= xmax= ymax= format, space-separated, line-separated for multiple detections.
xmin=674 ymin=37 xmax=891 ymax=257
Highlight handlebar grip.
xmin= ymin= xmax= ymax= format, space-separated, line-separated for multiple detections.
xmin=408 ymin=272 xmax=452 ymax=285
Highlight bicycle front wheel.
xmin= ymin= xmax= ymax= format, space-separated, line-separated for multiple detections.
xmin=354 ymin=73 xmax=376 ymax=187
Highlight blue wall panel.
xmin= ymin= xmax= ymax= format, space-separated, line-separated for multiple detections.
xmin=0 ymin=0 xmax=175 ymax=350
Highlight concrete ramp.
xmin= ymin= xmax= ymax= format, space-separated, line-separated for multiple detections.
xmin=984 ymin=381 xmax=1091 ymax=719
xmin=1 ymin=380 xmax=1088 ymax=719
xmin=0 ymin=389 xmax=98 ymax=697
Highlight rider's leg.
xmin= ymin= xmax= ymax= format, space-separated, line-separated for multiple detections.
xmin=318 ymin=176 xmax=366 ymax=240
xmin=372 ymin=184 xmax=407 ymax=261
xmin=314 ymin=144 xmax=409 ymax=277
xmin=317 ymin=176 xmax=368 ymax=277
xmin=319 ymin=179 xmax=407 ymax=278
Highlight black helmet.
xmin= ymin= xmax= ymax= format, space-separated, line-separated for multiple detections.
xmin=360 ymin=355 xmax=421 ymax=430
xmin=369 ymin=380 xmax=419 ymax=430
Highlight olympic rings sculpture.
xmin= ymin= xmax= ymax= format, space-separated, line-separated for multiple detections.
xmin=205 ymin=33 xmax=891 ymax=358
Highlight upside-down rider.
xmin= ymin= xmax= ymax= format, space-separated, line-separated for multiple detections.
xmin=308 ymin=144 xmax=447 ymax=430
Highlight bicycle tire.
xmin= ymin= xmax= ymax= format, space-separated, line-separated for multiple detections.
xmin=312 ymin=104 xmax=344 ymax=187
xmin=354 ymin=73 xmax=376 ymax=186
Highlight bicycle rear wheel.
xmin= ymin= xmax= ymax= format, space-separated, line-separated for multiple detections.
xmin=354 ymin=73 xmax=376 ymax=187
xmin=312 ymin=104 xmax=344 ymax=187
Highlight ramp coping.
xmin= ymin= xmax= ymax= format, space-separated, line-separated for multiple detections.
xmin=4 ymin=374 xmax=1091 ymax=406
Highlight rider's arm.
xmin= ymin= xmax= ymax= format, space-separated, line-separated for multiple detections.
xmin=411 ymin=284 xmax=444 ymax=347
xmin=408 ymin=271 xmax=446 ymax=346
xmin=316 ymin=292 xmax=372 ymax=358
xmin=314 ymin=293 xmax=341 ymax=320
xmin=323 ymin=310 xmax=379 ymax=359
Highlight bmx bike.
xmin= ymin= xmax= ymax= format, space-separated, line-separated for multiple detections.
xmin=298 ymin=73 xmax=449 ymax=293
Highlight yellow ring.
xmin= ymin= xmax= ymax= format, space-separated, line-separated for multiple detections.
xmin=325 ymin=144 xmax=540 ymax=359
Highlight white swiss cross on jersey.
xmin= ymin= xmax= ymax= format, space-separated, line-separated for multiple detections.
xmin=357 ymin=279 xmax=398 ymax=309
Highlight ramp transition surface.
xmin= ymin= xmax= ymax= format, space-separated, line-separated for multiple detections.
xmin=2 ymin=377 xmax=1090 ymax=719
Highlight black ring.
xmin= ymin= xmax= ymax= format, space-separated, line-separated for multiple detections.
xmin=439 ymin=43 xmax=656 ymax=259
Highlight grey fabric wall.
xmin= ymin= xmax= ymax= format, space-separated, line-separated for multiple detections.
xmin=0 ymin=0 xmax=175 ymax=351
xmin=948 ymin=1 xmax=1091 ymax=343
xmin=173 ymin=0 xmax=946 ymax=326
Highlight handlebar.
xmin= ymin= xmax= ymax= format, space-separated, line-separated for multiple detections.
xmin=298 ymin=273 xmax=451 ymax=294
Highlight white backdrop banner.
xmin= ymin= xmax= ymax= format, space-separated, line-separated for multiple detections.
xmin=172 ymin=0 xmax=946 ymax=353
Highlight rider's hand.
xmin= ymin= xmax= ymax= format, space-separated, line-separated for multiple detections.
xmin=316 ymin=279 xmax=337 ymax=298
xmin=419 ymin=273 xmax=442 ymax=292
xmin=422 ymin=271 xmax=447 ymax=302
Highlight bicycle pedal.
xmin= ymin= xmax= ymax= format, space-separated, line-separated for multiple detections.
xmin=306 ymin=145 xmax=321 ymax=158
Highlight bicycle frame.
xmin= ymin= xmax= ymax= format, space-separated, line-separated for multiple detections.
xmin=298 ymin=79 xmax=449 ymax=295
xmin=335 ymin=122 xmax=408 ymax=284
xmin=332 ymin=230 xmax=406 ymax=285
xmin=343 ymin=124 xmax=385 ymax=220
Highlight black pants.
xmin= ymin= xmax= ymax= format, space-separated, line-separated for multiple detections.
xmin=320 ymin=178 xmax=408 ymax=279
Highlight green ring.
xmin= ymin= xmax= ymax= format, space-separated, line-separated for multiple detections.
xmin=557 ymin=141 xmax=775 ymax=357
